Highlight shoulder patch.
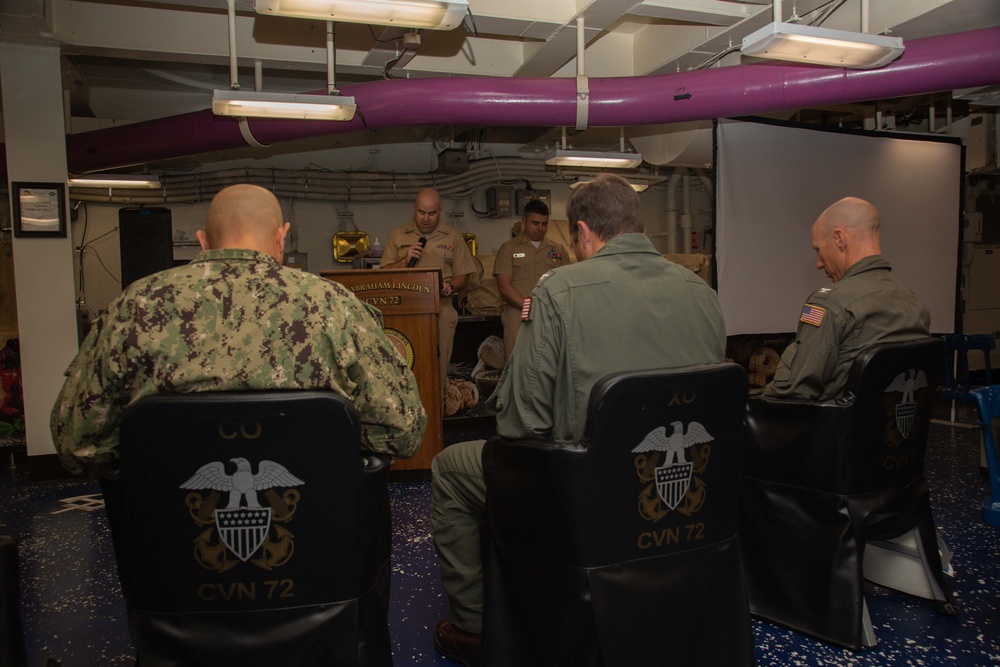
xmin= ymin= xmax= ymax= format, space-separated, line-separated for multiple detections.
xmin=799 ymin=304 xmax=826 ymax=327
xmin=521 ymin=297 xmax=533 ymax=322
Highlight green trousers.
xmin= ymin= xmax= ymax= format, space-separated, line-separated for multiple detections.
xmin=431 ymin=439 xmax=488 ymax=634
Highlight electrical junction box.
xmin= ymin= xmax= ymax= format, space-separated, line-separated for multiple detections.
xmin=284 ymin=252 xmax=308 ymax=271
xmin=515 ymin=188 xmax=551 ymax=217
xmin=486 ymin=186 xmax=513 ymax=218
xmin=438 ymin=148 xmax=470 ymax=174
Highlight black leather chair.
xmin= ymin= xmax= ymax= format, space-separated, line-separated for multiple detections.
xmin=482 ymin=364 xmax=755 ymax=667
xmin=100 ymin=391 xmax=393 ymax=667
xmin=739 ymin=338 xmax=956 ymax=650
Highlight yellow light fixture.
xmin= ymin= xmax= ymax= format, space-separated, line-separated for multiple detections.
xmin=254 ymin=0 xmax=468 ymax=30
xmin=212 ymin=90 xmax=357 ymax=120
xmin=69 ymin=174 xmax=162 ymax=189
xmin=741 ymin=21 xmax=904 ymax=69
xmin=546 ymin=150 xmax=643 ymax=169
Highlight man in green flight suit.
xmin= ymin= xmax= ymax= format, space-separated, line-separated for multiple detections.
xmin=430 ymin=174 xmax=728 ymax=666
xmin=51 ymin=183 xmax=426 ymax=475
xmin=763 ymin=196 xmax=930 ymax=401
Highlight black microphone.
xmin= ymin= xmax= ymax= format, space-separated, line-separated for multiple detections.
xmin=407 ymin=237 xmax=427 ymax=267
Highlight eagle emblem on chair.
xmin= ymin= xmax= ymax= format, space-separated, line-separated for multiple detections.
xmin=181 ymin=458 xmax=305 ymax=570
xmin=632 ymin=421 xmax=714 ymax=512
xmin=884 ymin=369 xmax=928 ymax=440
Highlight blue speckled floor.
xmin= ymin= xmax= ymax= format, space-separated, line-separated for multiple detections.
xmin=2 ymin=401 xmax=999 ymax=666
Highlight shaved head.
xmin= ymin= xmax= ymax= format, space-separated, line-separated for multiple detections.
xmin=810 ymin=196 xmax=882 ymax=283
xmin=197 ymin=185 xmax=290 ymax=263
xmin=413 ymin=187 xmax=442 ymax=235
xmin=814 ymin=197 xmax=880 ymax=238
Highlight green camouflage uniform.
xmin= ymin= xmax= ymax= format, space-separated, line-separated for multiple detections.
xmin=763 ymin=254 xmax=931 ymax=401
xmin=50 ymin=248 xmax=427 ymax=475
xmin=431 ymin=233 xmax=728 ymax=633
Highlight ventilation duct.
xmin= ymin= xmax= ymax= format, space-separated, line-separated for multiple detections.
xmin=1 ymin=27 xmax=998 ymax=180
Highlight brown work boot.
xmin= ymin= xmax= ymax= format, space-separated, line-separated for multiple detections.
xmin=434 ymin=619 xmax=482 ymax=667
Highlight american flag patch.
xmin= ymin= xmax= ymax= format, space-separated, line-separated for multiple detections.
xmin=521 ymin=297 xmax=533 ymax=322
xmin=800 ymin=304 xmax=826 ymax=327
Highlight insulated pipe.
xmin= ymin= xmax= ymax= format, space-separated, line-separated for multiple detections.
xmin=665 ymin=168 xmax=683 ymax=254
xmin=227 ymin=0 xmax=239 ymax=89
xmin=3 ymin=27 xmax=997 ymax=179
xmin=681 ymin=172 xmax=693 ymax=254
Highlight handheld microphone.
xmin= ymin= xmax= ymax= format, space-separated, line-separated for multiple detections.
xmin=407 ymin=237 xmax=427 ymax=267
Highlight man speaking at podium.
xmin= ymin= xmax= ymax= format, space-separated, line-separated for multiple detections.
xmin=382 ymin=187 xmax=476 ymax=398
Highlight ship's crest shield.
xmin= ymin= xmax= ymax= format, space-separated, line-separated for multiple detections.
xmin=215 ymin=507 xmax=272 ymax=561
xmin=632 ymin=420 xmax=714 ymax=511
xmin=884 ymin=368 xmax=928 ymax=439
xmin=180 ymin=457 xmax=305 ymax=567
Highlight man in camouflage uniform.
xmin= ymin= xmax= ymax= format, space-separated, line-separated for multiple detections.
xmin=493 ymin=199 xmax=571 ymax=362
xmin=763 ymin=196 xmax=930 ymax=401
xmin=430 ymin=174 xmax=727 ymax=666
xmin=51 ymin=184 xmax=426 ymax=475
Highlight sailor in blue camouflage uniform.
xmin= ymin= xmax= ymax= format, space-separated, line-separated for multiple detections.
xmin=51 ymin=184 xmax=426 ymax=476
xmin=429 ymin=174 xmax=727 ymax=666
xmin=764 ymin=196 xmax=930 ymax=401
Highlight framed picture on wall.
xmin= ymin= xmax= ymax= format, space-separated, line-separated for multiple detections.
xmin=11 ymin=181 xmax=67 ymax=238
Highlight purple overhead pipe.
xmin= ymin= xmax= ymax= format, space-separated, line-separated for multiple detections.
xmin=5 ymin=26 xmax=998 ymax=178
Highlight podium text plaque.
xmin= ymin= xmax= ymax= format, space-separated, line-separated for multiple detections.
xmin=321 ymin=268 xmax=442 ymax=471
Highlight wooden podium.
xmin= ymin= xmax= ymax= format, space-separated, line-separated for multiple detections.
xmin=321 ymin=267 xmax=443 ymax=471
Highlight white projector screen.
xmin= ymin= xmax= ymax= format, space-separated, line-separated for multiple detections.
xmin=716 ymin=118 xmax=962 ymax=335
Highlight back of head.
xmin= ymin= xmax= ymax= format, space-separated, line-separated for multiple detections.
xmin=817 ymin=196 xmax=882 ymax=259
xmin=202 ymin=184 xmax=285 ymax=253
xmin=566 ymin=174 xmax=645 ymax=242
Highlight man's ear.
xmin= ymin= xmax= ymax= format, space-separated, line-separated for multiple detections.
xmin=832 ymin=228 xmax=845 ymax=251
xmin=195 ymin=229 xmax=210 ymax=251
xmin=275 ymin=222 xmax=291 ymax=258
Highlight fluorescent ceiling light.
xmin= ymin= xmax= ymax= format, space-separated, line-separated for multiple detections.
xmin=546 ymin=150 xmax=643 ymax=169
xmin=254 ymin=0 xmax=468 ymax=30
xmin=212 ymin=90 xmax=357 ymax=121
xmin=570 ymin=179 xmax=648 ymax=193
xmin=741 ymin=21 xmax=904 ymax=69
xmin=69 ymin=174 xmax=162 ymax=189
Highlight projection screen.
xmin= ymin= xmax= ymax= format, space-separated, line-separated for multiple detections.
xmin=715 ymin=118 xmax=962 ymax=336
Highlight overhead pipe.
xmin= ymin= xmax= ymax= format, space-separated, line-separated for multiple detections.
xmin=0 ymin=27 xmax=998 ymax=180
xmin=659 ymin=168 xmax=684 ymax=254
xmin=681 ymin=172 xmax=693 ymax=254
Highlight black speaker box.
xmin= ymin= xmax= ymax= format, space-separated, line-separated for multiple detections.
xmin=119 ymin=207 xmax=173 ymax=288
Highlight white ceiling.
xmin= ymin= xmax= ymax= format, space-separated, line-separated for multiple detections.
xmin=2 ymin=0 xmax=999 ymax=172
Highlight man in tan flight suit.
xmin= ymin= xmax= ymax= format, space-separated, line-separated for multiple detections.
xmin=381 ymin=187 xmax=477 ymax=396
xmin=493 ymin=200 xmax=571 ymax=362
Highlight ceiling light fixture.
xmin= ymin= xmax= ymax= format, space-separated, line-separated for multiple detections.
xmin=212 ymin=90 xmax=357 ymax=120
xmin=547 ymin=150 xmax=643 ymax=169
xmin=254 ymin=0 xmax=468 ymax=30
xmin=570 ymin=178 xmax=648 ymax=193
xmin=740 ymin=21 xmax=904 ymax=69
xmin=545 ymin=126 xmax=643 ymax=170
xmin=741 ymin=1 xmax=903 ymax=70
xmin=68 ymin=174 xmax=162 ymax=189
xmin=213 ymin=0 xmax=357 ymax=122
